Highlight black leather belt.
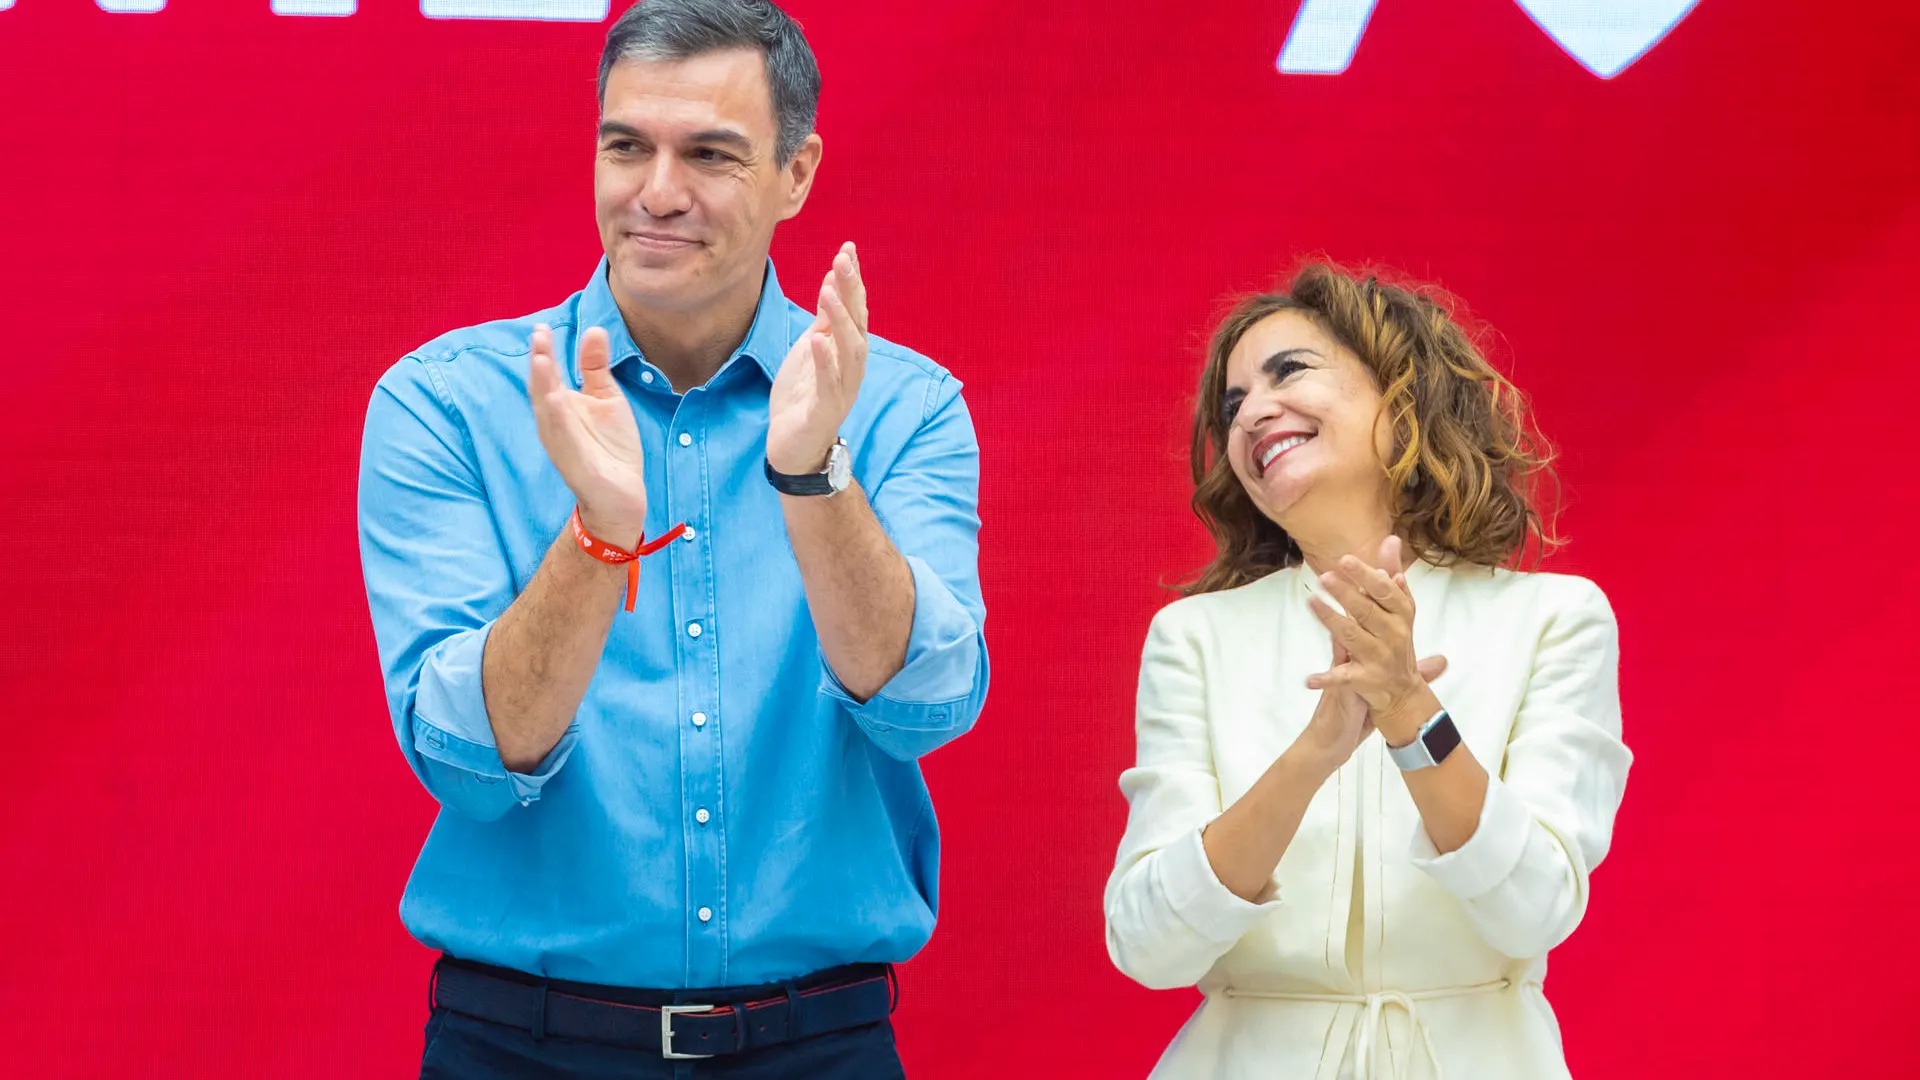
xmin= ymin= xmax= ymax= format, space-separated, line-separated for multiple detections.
xmin=430 ymin=956 xmax=897 ymax=1060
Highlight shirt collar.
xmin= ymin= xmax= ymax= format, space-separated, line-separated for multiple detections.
xmin=574 ymin=257 xmax=795 ymax=386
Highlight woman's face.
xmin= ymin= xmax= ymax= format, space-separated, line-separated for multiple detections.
xmin=1220 ymin=311 xmax=1394 ymax=530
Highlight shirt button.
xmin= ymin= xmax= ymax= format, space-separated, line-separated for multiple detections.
xmin=678 ymin=432 xmax=693 ymax=447
xmin=691 ymin=712 xmax=708 ymax=728
xmin=697 ymin=907 xmax=713 ymax=923
xmin=687 ymin=621 xmax=703 ymax=638
xmin=682 ymin=526 xmax=698 ymax=542
xmin=695 ymin=808 xmax=710 ymax=824
xmin=640 ymin=370 xmax=655 ymax=384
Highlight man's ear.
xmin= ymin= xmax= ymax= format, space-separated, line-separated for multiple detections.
xmin=778 ymin=133 xmax=824 ymax=222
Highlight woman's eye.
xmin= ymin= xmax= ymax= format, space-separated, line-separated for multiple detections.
xmin=1220 ymin=392 xmax=1245 ymax=428
xmin=1270 ymin=359 xmax=1306 ymax=383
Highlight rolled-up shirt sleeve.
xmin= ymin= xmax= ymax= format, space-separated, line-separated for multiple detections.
xmin=358 ymin=359 xmax=579 ymax=822
xmin=1409 ymin=576 xmax=1632 ymax=959
xmin=820 ymin=374 xmax=989 ymax=761
xmin=1105 ymin=604 xmax=1282 ymax=991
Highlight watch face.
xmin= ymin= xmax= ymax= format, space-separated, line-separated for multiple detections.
xmin=826 ymin=441 xmax=853 ymax=491
xmin=1424 ymin=712 xmax=1463 ymax=764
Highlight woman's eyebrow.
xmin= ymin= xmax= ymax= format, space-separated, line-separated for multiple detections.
xmin=1261 ymin=348 xmax=1321 ymax=378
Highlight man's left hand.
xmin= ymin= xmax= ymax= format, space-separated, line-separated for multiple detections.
xmin=768 ymin=241 xmax=868 ymax=475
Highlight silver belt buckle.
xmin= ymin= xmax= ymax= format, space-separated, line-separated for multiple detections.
xmin=661 ymin=1003 xmax=717 ymax=1059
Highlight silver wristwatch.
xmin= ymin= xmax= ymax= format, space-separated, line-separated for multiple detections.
xmin=764 ymin=437 xmax=852 ymax=497
xmin=1386 ymin=709 xmax=1462 ymax=771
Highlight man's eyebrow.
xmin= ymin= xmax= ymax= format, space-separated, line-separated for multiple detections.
xmin=683 ymin=128 xmax=753 ymax=150
xmin=595 ymin=121 xmax=754 ymax=152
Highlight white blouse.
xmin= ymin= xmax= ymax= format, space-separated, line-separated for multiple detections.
xmin=1104 ymin=560 xmax=1630 ymax=1079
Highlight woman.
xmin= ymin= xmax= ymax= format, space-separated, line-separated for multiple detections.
xmin=1104 ymin=265 xmax=1630 ymax=1080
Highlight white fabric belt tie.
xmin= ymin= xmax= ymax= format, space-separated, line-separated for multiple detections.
xmin=1222 ymin=978 xmax=1517 ymax=1080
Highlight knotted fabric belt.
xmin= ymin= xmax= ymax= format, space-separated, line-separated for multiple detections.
xmin=1224 ymin=977 xmax=1522 ymax=1079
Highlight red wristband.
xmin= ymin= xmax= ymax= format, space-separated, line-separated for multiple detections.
xmin=569 ymin=507 xmax=687 ymax=612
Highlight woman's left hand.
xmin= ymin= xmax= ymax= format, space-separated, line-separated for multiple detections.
xmin=1305 ymin=536 xmax=1441 ymax=744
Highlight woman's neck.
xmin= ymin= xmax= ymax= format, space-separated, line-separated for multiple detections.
xmin=1290 ymin=512 xmax=1398 ymax=579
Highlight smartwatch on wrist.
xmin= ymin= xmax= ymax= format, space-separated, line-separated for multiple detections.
xmin=1387 ymin=709 xmax=1462 ymax=771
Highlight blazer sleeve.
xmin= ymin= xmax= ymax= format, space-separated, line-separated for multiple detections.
xmin=1408 ymin=575 xmax=1632 ymax=959
xmin=1104 ymin=601 xmax=1283 ymax=990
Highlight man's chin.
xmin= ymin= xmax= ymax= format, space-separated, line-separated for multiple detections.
xmin=609 ymin=258 xmax=704 ymax=310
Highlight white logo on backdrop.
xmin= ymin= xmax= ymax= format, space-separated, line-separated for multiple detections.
xmin=38 ymin=0 xmax=1702 ymax=72
xmin=77 ymin=0 xmax=610 ymax=17
xmin=1278 ymin=0 xmax=1701 ymax=78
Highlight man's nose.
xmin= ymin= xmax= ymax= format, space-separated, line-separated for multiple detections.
xmin=638 ymin=154 xmax=693 ymax=217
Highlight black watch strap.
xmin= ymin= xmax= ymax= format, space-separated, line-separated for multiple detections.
xmin=764 ymin=457 xmax=836 ymax=496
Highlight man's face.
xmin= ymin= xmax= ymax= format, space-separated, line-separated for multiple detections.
xmin=594 ymin=49 xmax=820 ymax=314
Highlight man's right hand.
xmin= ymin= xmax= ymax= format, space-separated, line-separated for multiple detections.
xmin=528 ymin=324 xmax=649 ymax=549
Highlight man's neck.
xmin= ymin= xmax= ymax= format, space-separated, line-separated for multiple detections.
xmin=614 ymin=267 xmax=766 ymax=393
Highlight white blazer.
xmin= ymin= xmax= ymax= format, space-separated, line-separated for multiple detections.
xmin=1104 ymin=560 xmax=1630 ymax=1080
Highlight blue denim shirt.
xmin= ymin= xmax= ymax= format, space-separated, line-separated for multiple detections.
xmin=357 ymin=259 xmax=988 ymax=988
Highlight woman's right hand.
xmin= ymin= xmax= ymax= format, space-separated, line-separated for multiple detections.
xmin=1297 ymin=644 xmax=1449 ymax=774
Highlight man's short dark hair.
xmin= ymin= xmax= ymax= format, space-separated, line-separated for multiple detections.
xmin=598 ymin=0 xmax=821 ymax=165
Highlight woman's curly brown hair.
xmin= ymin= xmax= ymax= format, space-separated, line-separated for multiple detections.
xmin=1184 ymin=263 xmax=1561 ymax=596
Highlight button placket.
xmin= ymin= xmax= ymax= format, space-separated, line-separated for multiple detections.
xmin=668 ymin=395 xmax=724 ymax=981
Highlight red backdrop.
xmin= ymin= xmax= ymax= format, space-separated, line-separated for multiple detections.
xmin=4 ymin=1 xmax=1918 ymax=1076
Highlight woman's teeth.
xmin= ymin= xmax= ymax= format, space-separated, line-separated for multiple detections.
xmin=1260 ymin=435 xmax=1310 ymax=470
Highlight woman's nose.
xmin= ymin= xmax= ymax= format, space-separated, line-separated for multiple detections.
xmin=1237 ymin=392 xmax=1284 ymax=436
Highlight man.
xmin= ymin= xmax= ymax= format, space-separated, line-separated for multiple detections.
xmin=356 ymin=1 xmax=988 ymax=1075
